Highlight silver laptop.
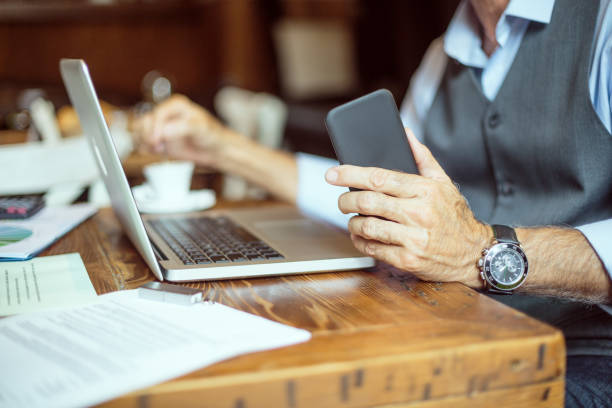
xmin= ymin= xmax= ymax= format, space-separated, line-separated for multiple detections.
xmin=60 ymin=59 xmax=374 ymax=282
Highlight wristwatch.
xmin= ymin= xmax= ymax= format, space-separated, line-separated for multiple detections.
xmin=478 ymin=225 xmax=528 ymax=294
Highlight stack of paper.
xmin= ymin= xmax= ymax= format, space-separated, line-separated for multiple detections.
xmin=0 ymin=204 xmax=97 ymax=260
xmin=0 ymin=289 xmax=311 ymax=408
xmin=0 ymin=253 xmax=97 ymax=316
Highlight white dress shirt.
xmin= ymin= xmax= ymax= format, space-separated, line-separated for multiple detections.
xmin=296 ymin=0 xmax=612 ymax=281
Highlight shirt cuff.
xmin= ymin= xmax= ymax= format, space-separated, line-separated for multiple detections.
xmin=577 ymin=219 xmax=612 ymax=313
xmin=296 ymin=152 xmax=351 ymax=230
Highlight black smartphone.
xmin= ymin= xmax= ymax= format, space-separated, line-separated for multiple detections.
xmin=325 ymin=89 xmax=418 ymax=184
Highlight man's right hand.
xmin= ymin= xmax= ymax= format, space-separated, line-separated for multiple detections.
xmin=133 ymin=94 xmax=244 ymax=170
xmin=132 ymin=93 xmax=299 ymax=203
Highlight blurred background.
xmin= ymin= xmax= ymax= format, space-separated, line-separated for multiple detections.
xmin=0 ymin=0 xmax=459 ymax=204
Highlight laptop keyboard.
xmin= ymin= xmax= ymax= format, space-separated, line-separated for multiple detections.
xmin=149 ymin=216 xmax=284 ymax=265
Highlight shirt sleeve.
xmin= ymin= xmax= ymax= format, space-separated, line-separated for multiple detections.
xmin=577 ymin=220 xmax=612 ymax=312
xmin=296 ymin=152 xmax=351 ymax=229
xmin=583 ymin=1 xmax=612 ymax=312
xmin=588 ymin=0 xmax=612 ymax=134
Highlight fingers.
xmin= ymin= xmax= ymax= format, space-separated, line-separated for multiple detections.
xmin=338 ymin=191 xmax=410 ymax=224
xmin=326 ymin=165 xmax=425 ymax=198
xmin=150 ymin=96 xmax=190 ymax=147
xmin=324 ymin=127 xmax=452 ymax=196
xmin=350 ymin=234 xmax=414 ymax=269
xmin=348 ymin=216 xmax=410 ymax=245
xmin=405 ymin=128 xmax=450 ymax=182
xmin=134 ymin=95 xmax=192 ymax=150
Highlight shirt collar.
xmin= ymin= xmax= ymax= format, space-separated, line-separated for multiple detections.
xmin=444 ymin=0 xmax=556 ymax=68
xmin=505 ymin=0 xmax=556 ymax=24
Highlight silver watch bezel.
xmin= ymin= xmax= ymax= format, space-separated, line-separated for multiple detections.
xmin=481 ymin=242 xmax=528 ymax=291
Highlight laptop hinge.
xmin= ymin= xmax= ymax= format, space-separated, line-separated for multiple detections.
xmin=149 ymin=240 xmax=168 ymax=261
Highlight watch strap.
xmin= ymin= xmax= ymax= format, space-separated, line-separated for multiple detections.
xmin=492 ymin=224 xmax=518 ymax=244
xmin=487 ymin=286 xmax=513 ymax=295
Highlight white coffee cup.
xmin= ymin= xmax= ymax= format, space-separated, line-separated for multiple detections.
xmin=143 ymin=161 xmax=194 ymax=202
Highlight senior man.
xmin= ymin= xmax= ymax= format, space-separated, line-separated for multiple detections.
xmin=137 ymin=0 xmax=612 ymax=405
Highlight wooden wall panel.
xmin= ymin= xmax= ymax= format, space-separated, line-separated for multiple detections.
xmin=0 ymin=1 xmax=277 ymax=106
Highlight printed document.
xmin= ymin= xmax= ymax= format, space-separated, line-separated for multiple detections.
xmin=0 ymin=204 xmax=97 ymax=260
xmin=0 ymin=253 xmax=96 ymax=316
xmin=0 ymin=289 xmax=311 ymax=408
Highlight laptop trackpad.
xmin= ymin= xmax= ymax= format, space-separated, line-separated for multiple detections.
xmin=254 ymin=219 xmax=340 ymax=241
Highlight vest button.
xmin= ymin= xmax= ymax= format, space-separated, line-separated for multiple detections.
xmin=499 ymin=182 xmax=514 ymax=196
xmin=488 ymin=112 xmax=501 ymax=128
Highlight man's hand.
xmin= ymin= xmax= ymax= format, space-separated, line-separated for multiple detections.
xmin=133 ymin=94 xmax=243 ymax=170
xmin=325 ymin=129 xmax=491 ymax=288
xmin=132 ymin=94 xmax=299 ymax=203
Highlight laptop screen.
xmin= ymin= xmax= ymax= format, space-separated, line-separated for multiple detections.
xmin=60 ymin=59 xmax=164 ymax=281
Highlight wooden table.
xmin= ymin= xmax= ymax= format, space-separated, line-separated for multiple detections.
xmin=41 ymin=204 xmax=566 ymax=408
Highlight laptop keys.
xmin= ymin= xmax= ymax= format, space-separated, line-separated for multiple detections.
xmin=246 ymin=254 xmax=265 ymax=260
xmin=227 ymin=253 xmax=247 ymax=262
xmin=149 ymin=216 xmax=285 ymax=266
xmin=264 ymin=252 xmax=283 ymax=259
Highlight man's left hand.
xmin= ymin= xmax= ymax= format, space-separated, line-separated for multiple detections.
xmin=325 ymin=129 xmax=490 ymax=288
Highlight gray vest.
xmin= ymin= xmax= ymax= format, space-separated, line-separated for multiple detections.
xmin=423 ymin=0 xmax=612 ymax=355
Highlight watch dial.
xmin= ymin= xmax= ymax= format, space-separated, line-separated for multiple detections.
xmin=490 ymin=249 xmax=524 ymax=285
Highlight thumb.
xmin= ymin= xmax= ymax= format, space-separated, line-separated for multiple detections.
xmin=405 ymin=128 xmax=450 ymax=182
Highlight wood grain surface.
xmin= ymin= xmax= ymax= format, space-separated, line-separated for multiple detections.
xmin=41 ymin=204 xmax=565 ymax=408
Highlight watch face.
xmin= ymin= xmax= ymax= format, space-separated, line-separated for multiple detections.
xmin=483 ymin=243 xmax=528 ymax=291
xmin=490 ymin=249 xmax=524 ymax=285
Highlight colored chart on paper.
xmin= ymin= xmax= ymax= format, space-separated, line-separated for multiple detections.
xmin=0 ymin=225 xmax=32 ymax=247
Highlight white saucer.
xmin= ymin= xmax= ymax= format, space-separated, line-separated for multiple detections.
xmin=132 ymin=184 xmax=216 ymax=214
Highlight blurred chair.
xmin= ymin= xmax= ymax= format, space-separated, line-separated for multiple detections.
xmin=214 ymin=87 xmax=288 ymax=200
